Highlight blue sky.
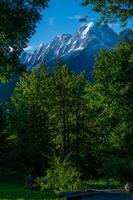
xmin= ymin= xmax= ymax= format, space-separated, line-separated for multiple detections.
xmin=26 ymin=0 xmax=124 ymax=52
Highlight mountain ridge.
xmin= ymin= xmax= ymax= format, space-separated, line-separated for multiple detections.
xmin=1 ymin=22 xmax=122 ymax=102
xmin=22 ymin=22 xmax=120 ymax=73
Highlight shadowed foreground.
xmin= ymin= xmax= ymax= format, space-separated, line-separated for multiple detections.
xmin=60 ymin=191 xmax=133 ymax=200
xmin=83 ymin=193 xmax=133 ymax=200
xmin=0 ymin=182 xmax=59 ymax=199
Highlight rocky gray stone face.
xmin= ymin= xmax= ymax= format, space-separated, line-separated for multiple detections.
xmin=21 ymin=22 xmax=120 ymax=75
xmin=1 ymin=22 xmax=123 ymax=102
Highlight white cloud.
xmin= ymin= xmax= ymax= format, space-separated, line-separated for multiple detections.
xmin=67 ymin=15 xmax=95 ymax=24
xmin=24 ymin=45 xmax=33 ymax=51
xmin=67 ymin=15 xmax=84 ymax=20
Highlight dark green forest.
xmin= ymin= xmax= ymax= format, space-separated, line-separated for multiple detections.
xmin=0 ymin=0 xmax=133 ymax=193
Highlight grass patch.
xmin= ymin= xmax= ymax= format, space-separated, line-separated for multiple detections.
xmin=82 ymin=179 xmax=122 ymax=190
xmin=0 ymin=179 xmax=122 ymax=199
xmin=0 ymin=182 xmax=59 ymax=200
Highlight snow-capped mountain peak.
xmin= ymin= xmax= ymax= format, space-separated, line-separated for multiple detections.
xmin=81 ymin=22 xmax=94 ymax=39
xmin=21 ymin=22 xmax=120 ymax=73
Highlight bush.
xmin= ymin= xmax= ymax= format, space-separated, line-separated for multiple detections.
xmin=36 ymin=156 xmax=81 ymax=192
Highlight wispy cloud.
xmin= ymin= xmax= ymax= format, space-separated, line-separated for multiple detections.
xmin=67 ymin=15 xmax=84 ymax=20
xmin=48 ymin=17 xmax=56 ymax=27
xmin=67 ymin=15 xmax=95 ymax=23
xmin=24 ymin=45 xmax=33 ymax=51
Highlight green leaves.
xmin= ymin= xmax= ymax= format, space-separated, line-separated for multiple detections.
xmin=0 ymin=0 xmax=50 ymax=82
xmin=36 ymin=156 xmax=81 ymax=192
xmin=7 ymin=41 xmax=133 ymax=180
xmin=9 ymin=65 xmax=52 ymax=173
xmin=86 ymin=41 xmax=133 ymax=179
xmin=80 ymin=0 xmax=133 ymax=26
xmin=48 ymin=63 xmax=87 ymax=157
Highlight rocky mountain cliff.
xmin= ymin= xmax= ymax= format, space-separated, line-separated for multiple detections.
xmin=1 ymin=22 xmax=121 ymax=102
xmin=21 ymin=22 xmax=120 ymax=76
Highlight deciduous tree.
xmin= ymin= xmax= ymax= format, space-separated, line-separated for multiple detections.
xmin=81 ymin=0 xmax=133 ymax=26
xmin=9 ymin=66 xmax=52 ymax=175
xmin=0 ymin=0 xmax=49 ymax=82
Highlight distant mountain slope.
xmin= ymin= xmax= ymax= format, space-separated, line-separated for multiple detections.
xmin=22 ymin=22 xmax=120 ymax=75
xmin=1 ymin=22 xmax=121 ymax=102
xmin=0 ymin=75 xmax=20 ymax=102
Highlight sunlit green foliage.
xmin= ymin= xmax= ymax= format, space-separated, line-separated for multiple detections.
xmin=81 ymin=0 xmax=133 ymax=26
xmin=7 ymin=43 xmax=133 ymax=181
xmin=36 ymin=156 xmax=81 ymax=192
xmin=84 ymin=41 xmax=133 ymax=180
xmin=48 ymin=63 xmax=87 ymax=157
xmin=9 ymin=65 xmax=52 ymax=175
